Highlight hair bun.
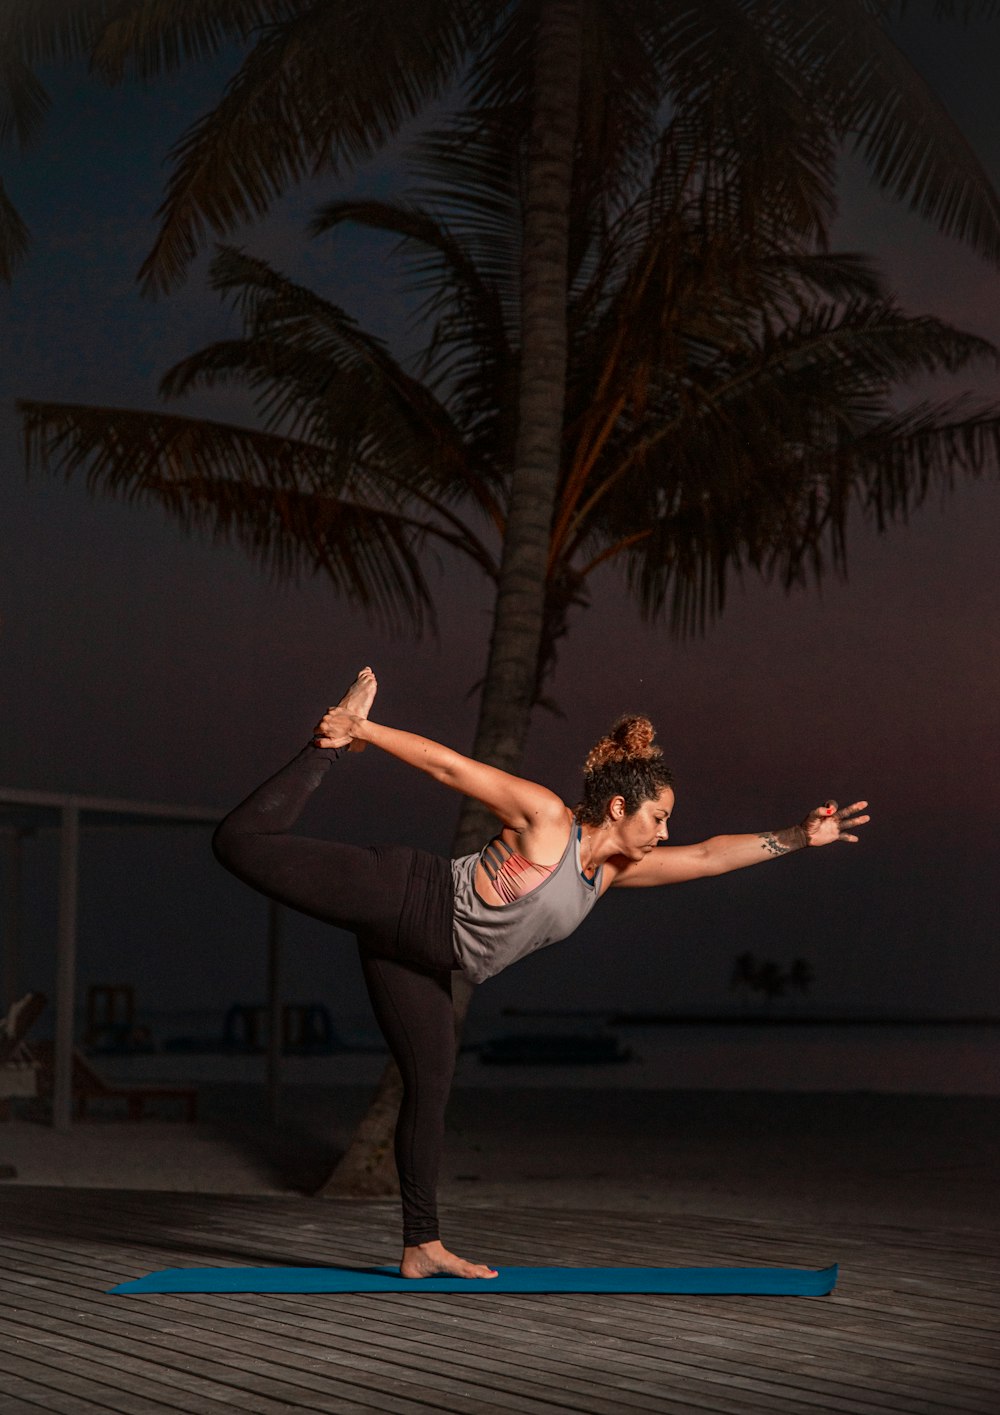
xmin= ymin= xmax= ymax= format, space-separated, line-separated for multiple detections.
xmin=584 ymin=715 xmax=661 ymax=772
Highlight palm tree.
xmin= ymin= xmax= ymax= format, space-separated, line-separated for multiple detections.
xmin=22 ymin=103 xmax=1000 ymax=748
xmin=22 ymin=212 xmax=1000 ymax=1202
xmin=13 ymin=0 xmax=1000 ymax=1197
xmin=30 ymin=204 xmax=1000 ymax=1189
xmin=0 ymin=0 xmax=123 ymax=280
xmin=7 ymin=0 xmax=1000 ymax=760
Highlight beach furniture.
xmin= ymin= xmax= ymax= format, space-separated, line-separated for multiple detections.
xmin=26 ymin=1040 xmax=197 ymax=1121
xmin=0 ymin=992 xmax=47 ymax=1119
xmin=164 ymin=1001 xmax=343 ymax=1055
xmin=83 ymin=983 xmax=155 ymax=1054
xmin=280 ymin=1002 xmax=340 ymax=1055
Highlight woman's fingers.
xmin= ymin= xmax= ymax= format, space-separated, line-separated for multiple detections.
xmin=835 ymin=801 xmax=870 ymax=841
xmin=802 ymin=797 xmax=870 ymax=844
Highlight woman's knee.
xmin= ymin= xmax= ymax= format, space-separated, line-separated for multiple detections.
xmin=211 ymin=819 xmax=240 ymax=871
xmin=212 ymin=816 xmax=263 ymax=877
xmin=399 ymin=1054 xmax=455 ymax=1121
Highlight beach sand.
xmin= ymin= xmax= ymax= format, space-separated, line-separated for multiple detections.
xmin=3 ymin=1084 xmax=998 ymax=1234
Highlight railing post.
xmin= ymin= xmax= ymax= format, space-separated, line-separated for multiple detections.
xmin=54 ymin=804 xmax=80 ymax=1132
xmin=265 ymin=901 xmax=283 ymax=1123
xmin=1 ymin=830 xmax=24 ymax=1012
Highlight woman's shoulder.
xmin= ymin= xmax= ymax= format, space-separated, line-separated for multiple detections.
xmin=508 ymin=805 xmax=575 ymax=865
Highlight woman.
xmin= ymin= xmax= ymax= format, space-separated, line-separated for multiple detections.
xmin=213 ymin=667 xmax=869 ymax=1280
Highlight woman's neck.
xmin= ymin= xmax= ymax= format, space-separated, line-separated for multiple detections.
xmin=577 ymin=821 xmax=621 ymax=871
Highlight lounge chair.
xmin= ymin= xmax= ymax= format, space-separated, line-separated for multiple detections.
xmin=0 ymin=992 xmax=47 ymax=1120
xmin=26 ymin=1040 xmax=197 ymax=1122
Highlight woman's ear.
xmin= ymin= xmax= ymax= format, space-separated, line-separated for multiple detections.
xmin=608 ymin=794 xmax=626 ymax=822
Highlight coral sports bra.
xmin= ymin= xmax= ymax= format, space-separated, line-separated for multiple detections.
xmin=478 ymin=834 xmax=556 ymax=904
xmin=452 ymin=826 xmax=605 ymax=984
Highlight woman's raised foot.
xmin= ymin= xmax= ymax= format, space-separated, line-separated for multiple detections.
xmin=338 ymin=664 xmax=377 ymax=716
xmin=400 ymin=1240 xmax=498 ymax=1280
xmin=314 ymin=667 xmax=378 ymax=750
xmin=340 ymin=666 xmax=377 ymax=751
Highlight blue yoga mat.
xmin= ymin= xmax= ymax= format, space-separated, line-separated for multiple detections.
xmin=109 ymin=1263 xmax=837 ymax=1296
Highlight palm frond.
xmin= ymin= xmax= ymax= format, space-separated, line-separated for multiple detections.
xmin=0 ymin=51 xmax=50 ymax=147
xmin=193 ymin=245 xmax=504 ymax=521
xmin=566 ymin=306 xmax=1000 ymax=637
xmin=780 ymin=0 xmax=1000 ymax=264
xmin=310 ymin=197 xmax=512 ymax=355
xmin=0 ymin=0 xmax=114 ymax=67
xmin=599 ymin=295 xmax=996 ymax=487
xmin=0 ymin=179 xmax=30 ymax=283
xmin=729 ymin=304 xmax=999 ymax=415
xmin=653 ymin=0 xmax=839 ymax=244
xmin=90 ymin=0 xmax=291 ymax=82
xmin=606 ymin=400 xmax=1000 ymax=639
xmin=18 ymin=398 xmax=445 ymax=631
xmin=757 ymin=251 xmax=886 ymax=306
xmin=852 ymin=398 xmax=1000 ymax=527
xmin=0 ymin=1 xmax=113 ymax=282
xmin=136 ymin=0 xmax=489 ymax=294
xmin=394 ymin=133 xmax=524 ymax=335
xmin=309 ymin=198 xmax=516 ymax=478
xmin=466 ymin=0 xmax=664 ymax=221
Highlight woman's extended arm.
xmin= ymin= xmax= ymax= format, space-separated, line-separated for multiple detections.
xmin=609 ymin=800 xmax=870 ymax=888
xmin=313 ymin=705 xmax=568 ymax=838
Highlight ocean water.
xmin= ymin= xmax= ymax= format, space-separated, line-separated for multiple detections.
xmin=84 ymin=1008 xmax=1000 ymax=1095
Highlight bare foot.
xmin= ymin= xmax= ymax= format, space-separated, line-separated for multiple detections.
xmin=400 ymin=1240 xmax=498 ymax=1280
xmin=314 ymin=667 xmax=378 ymax=750
xmin=341 ymin=665 xmax=378 ymax=752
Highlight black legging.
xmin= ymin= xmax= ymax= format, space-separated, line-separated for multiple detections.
xmin=212 ymin=746 xmax=458 ymax=1246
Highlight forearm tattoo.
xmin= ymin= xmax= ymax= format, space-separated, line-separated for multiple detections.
xmin=758 ymin=825 xmax=808 ymax=856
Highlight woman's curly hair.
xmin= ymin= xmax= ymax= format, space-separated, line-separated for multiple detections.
xmin=575 ymin=715 xmax=675 ymax=825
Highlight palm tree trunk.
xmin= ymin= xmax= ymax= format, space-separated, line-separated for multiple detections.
xmin=313 ymin=1059 xmax=401 ymax=1197
xmin=452 ymin=0 xmax=584 ymax=855
xmin=318 ymin=0 xmax=584 ymax=1201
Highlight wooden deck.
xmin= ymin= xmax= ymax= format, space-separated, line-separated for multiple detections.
xmin=1 ymin=1186 xmax=997 ymax=1414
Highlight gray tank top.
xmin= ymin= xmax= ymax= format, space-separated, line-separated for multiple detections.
xmin=451 ymin=826 xmax=604 ymax=984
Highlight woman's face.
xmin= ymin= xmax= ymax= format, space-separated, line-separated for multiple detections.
xmin=611 ymin=786 xmax=675 ymax=859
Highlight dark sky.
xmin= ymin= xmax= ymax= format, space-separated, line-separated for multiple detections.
xmin=2 ymin=13 xmax=999 ymax=1026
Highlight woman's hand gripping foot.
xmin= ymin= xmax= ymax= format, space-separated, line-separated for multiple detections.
xmin=313 ymin=667 xmax=378 ymax=752
xmin=400 ymin=1240 xmax=498 ymax=1280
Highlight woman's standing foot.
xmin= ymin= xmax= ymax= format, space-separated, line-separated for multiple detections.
xmin=400 ymin=1240 xmax=498 ymax=1280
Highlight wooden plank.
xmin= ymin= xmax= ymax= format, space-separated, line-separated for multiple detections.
xmin=0 ymin=1315 xmax=324 ymax=1415
xmin=3 ymin=1187 xmax=999 ymax=1415
xmin=6 ymin=1249 xmax=690 ymax=1415
xmin=0 ymin=1348 xmax=184 ymax=1415
xmin=0 ymin=1365 xmax=124 ymax=1415
xmin=4 ymin=1273 xmax=728 ymax=1415
xmin=9 ymin=1188 xmax=1000 ymax=1341
xmin=5 ymin=1239 xmax=995 ymax=1415
xmin=308 ymin=1287 xmax=1000 ymax=1399
xmin=492 ymin=1205 xmax=1000 ymax=1279
xmin=5 ymin=1209 xmax=994 ymax=1318
xmin=3 ymin=1245 xmax=854 ymax=1415
xmin=2 ymin=1267 xmax=729 ymax=1415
